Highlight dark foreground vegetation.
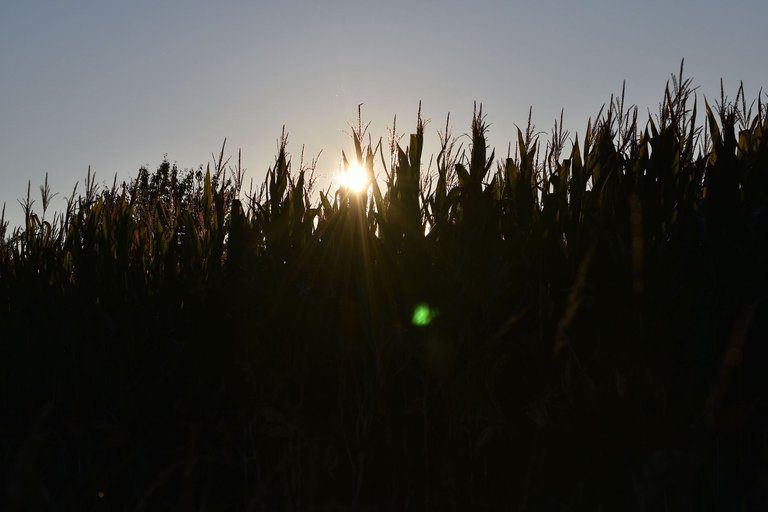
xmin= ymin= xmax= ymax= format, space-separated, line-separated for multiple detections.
xmin=2 ymin=70 xmax=767 ymax=510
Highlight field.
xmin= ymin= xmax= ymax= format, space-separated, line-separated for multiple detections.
xmin=1 ymin=69 xmax=767 ymax=510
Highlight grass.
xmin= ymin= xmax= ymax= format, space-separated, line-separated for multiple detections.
xmin=1 ymin=65 xmax=767 ymax=510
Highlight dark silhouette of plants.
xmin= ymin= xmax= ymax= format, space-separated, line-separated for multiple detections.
xmin=1 ymin=65 xmax=767 ymax=510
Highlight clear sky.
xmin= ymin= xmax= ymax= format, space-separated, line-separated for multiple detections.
xmin=1 ymin=0 xmax=766 ymax=228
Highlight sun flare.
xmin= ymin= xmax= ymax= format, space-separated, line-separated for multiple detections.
xmin=338 ymin=162 xmax=368 ymax=193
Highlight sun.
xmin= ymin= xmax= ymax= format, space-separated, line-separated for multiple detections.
xmin=338 ymin=162 xmax=369 ymax=193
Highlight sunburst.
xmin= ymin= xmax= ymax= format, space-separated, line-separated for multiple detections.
xmin=337 ymin=162 xmax=368 ymax=193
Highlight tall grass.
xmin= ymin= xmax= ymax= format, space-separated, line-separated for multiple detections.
xmin=1 ymin=67 xmax=767 ymax=510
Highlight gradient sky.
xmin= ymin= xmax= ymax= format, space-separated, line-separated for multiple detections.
xmin=2 ymin=0 xmax=766 ymax=228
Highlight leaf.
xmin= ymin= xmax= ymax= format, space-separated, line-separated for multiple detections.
xmin=455 ymin=163 xmax=470 ymax=188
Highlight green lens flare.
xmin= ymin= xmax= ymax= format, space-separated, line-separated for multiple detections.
xmin=412 ymin=303 xmax=435 ymax=326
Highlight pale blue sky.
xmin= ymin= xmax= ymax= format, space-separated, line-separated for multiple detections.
xmin=1 ymin=0 xmax=766 ymax=228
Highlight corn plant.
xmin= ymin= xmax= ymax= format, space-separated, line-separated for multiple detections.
xmin=1 ymin=68 xmax=767 ymax=510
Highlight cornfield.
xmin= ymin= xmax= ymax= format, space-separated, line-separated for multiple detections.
xmin=1 ymin=68 xmax=767 ymax=510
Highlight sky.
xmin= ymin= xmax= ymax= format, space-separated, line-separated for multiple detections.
xmin=1 ymin=0 xmax=766 ymax=229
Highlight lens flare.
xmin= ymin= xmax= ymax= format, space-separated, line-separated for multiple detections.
xmin=412 ymin=303 xmax=436 ymax=327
